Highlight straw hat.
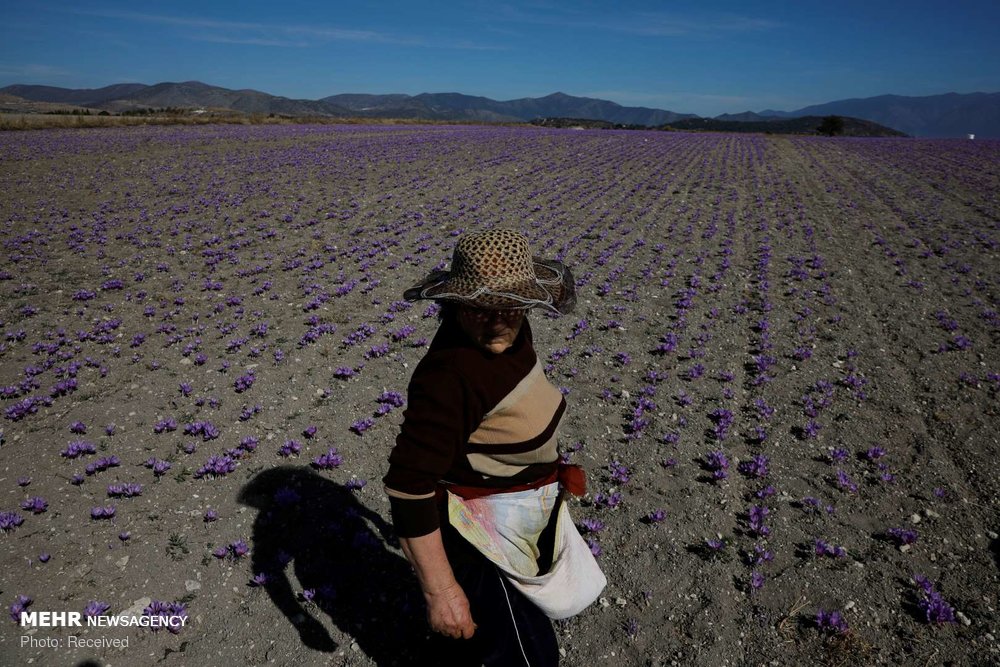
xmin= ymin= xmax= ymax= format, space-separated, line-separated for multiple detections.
xmin=403 ymin=229 xmax=576 ymax=314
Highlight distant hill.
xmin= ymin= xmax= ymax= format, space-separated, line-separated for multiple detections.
xmin=327 ymin=91 xmax=697 ymax=125
xmin=2 ymin=81 xmax=997 ymax=136
xmin=0 ymin=81 xmax=350 ymax=117
xmin=758 ymin=92 xmax=1000 ymax=138
xmin=664 ymin=115 xmax=907 ymax=137
xmin=714 ymin=111 xmax=779 ymax=122
xmin=0 ymin=92 xmax=104 ymax=115
xmin=1 ymin=83 xmax=150 ymax=106
xmin=0 ymin=81 xmax=696 ymax=126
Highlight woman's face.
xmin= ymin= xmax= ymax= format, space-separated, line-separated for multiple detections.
xmin=456 ymin=306 xmax=525 ymax=354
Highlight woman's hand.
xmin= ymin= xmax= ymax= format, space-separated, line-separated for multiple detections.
xmin=399 ymin=529 xmax=477 ymax=639
xmin=424 ymin=581 xmax=476 ymax=639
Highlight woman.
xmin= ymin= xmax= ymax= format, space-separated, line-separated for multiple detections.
xmin=383 ymin=228 xmax=599 ymax=666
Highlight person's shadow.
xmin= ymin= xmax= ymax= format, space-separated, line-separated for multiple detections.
xmin=238 ymin=466 xmax=428 ymax=665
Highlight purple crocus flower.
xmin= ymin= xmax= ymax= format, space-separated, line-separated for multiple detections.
xmin=645 ymin=509 xmax=667 ymax=524
xmin=705 ymin=451 xmax=729 ymax=480
xmin=864 ymin=446 xmax=886 ymax=461
xmin=747 ymin=505 xmax=770 ymax=537
xmin=350 ymin=417 xmax=376 ymax=435
xmin=913 ymin=574 xmax=957 ymax=624
xmin=835 ymin=469 xmax=858 ymax=493
xmin=90 ymin=505 xmax=116 ymax=519
xmin=84 ymin=455 xmax=121 ymax=476
xmin=153 ymin=417 xmax=178 ymax=434
xmin=278 ymin=440 xmax=301 ymax=457
xmin=84 ymin=600 xmax=111 ymax=617
xmin=0 ymin=511 xmax=25 ymax=532
xmin=887 ymin=527 xmax=918 ymax=546
xmin=609 ymin=461 xmax=630 ymax=484
xmin=230 ymin=539 xmax=250 ymax=558
xmin=233 ymin=371 xmax=255 ymax=393
xmin=705 ymin=538 xmax=726 ymax=551
xmin=377 ymin=391 xmax=406 ymax=408
xmin=143 ymin=458 xmax=172 ymax=476
xmin=815 ymin=540 xmax=847 ymax=558
xmin=9 ymin=594 xmax=32 ymax=622
xmin=585 ymin=537 xmax=602 ymax=557
xmin=61 ymin=440 xmax=97 ymax=458
xmin=594 ymin=491 xmax=623 ymax=509
xmin=107 ymin=483 xmax=143 ymax=498
xmin=827 ymin=447 xmax=849 ymax=464
xmin=194 ymin=455 xmax=238 ymax=478
xmin=738 ymin=455 xmax=769 ymax=478
xmin=312 ymin=448 xmax=343 ymax=470
xmin=20 ymin=497 xmax=48 ymax=514
xmin=803 ymin=420 xmax=821 ymax=438
xmin=816 ymin=609 xmax=849 ymax=635
xmin=143 ymin=600 xmax=187 ymax=634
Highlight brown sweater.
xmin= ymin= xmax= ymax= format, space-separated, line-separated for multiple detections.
xmin=383 ymin=316 xmax=565 ymax=537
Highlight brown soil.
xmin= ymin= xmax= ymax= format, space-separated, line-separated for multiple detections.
xmin=0 ymin=125 xmax=998 ymax=666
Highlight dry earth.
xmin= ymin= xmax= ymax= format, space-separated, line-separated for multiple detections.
xmin=0 ymin=125 xmax=998 ymax=666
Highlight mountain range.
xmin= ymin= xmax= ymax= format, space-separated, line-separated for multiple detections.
xmin=2 ymin=80 xmax=997 ymax=138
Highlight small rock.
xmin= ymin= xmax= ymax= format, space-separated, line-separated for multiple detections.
xmin=116 ymin=555 xmax=129 ymax=569
xmin=900 ymin=544 xmax=911 ymax=554
xmin=119 ymin=597 xmax=153 ymax=618
xmin=185 ymin=580 xmax=201 ymax=592
xmin=924 ymin=508 xmax=941 ymax=519
xmin=986 ymin=531 xmax=998 ymax=540
xmin=615 ymin=597 xmax=627 ymax=607
xmin=957 ymin=611 xmax=972 ymax=626
xmin=910 ymin=513 xmax=922 ymax=525
xmin=845 ymin=601 xmax=856 ymax=610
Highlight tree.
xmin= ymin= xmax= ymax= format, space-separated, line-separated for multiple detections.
xmin=817 ymin=115 xmax=845 ymax=137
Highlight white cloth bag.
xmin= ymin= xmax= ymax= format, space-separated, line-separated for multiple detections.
xmin=447 ymin=482 xmax=606 ymax=619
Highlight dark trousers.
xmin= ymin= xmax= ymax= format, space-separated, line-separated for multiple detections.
xmin=427 ymin=521 xmax=560 ymax=666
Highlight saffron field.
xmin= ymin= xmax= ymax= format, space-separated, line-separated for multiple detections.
xmin=1 ymin=124 xmax=998 ymax=666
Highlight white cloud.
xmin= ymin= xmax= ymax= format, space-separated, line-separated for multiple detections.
xmin=491 ymin=4 xmax=781 ymax=37
xmin=67 ymin=8 xmax=499 ymax=50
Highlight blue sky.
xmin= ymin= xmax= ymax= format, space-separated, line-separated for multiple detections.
xmin=2 ymin=1 xmax=998 ymax=116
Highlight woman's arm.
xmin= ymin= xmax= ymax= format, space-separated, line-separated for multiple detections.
xmin=399 ymin=529 xmax=476 ymax=639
